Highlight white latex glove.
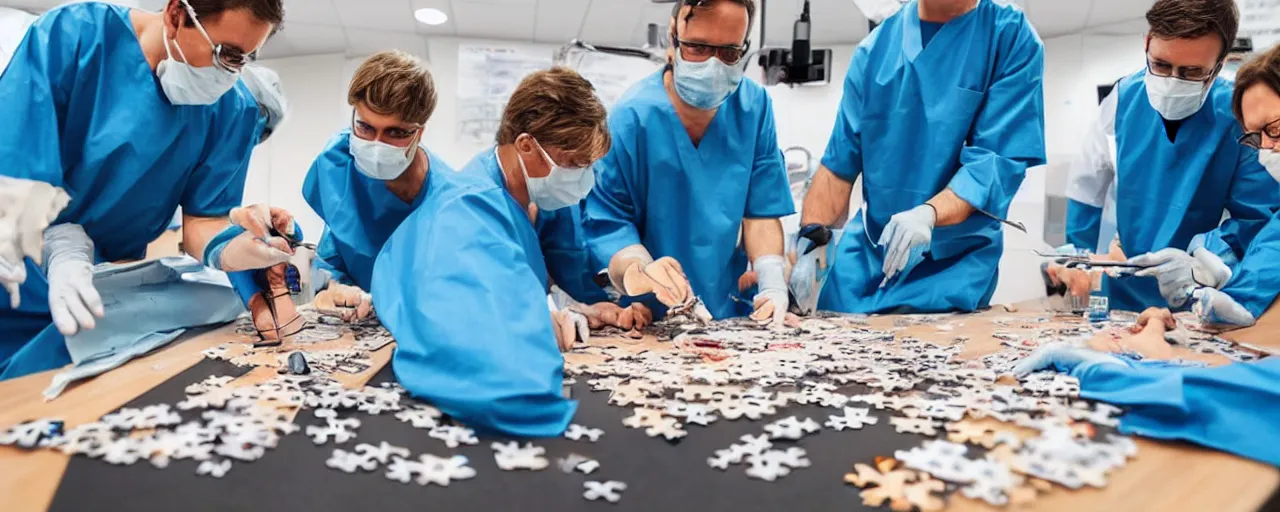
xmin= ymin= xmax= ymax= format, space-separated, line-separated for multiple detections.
xmin=313 ymin=283 xmax=374 ymax=322
xmin=0 ymin=177 xmax=71 ymax=307
xmin=214 ymin=231 xmax=293 ymax=272
xmin=1129 ymin=248 xmax=1232 ymax=308
xmin=1011 ymin=342 xmax=1126 ymax=379
xmin=750 ymin=255 xmax=788 ymax=329
xmin=616 ymin=248 xmax=694 ymax=307
xmin=788 ymin=235 xmax=824 ymax=315
xmin=43 ymin=224 xmax=104 ymax=336
xmin=550 ymin=306 xmax=589 ymax=352
xmin=1192 ymin=288 xmax=1256 ymax=327
xmin=230 ymin=204 xmax=295 ymax=240
xmin=879 ymin=204 xmax=935 ymax=287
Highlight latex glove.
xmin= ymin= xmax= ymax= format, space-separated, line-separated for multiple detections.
xmin=551 ymin=309 xmax=589 ymax=352
xmin=879 ymin=204 xmax=935 ymax=287
xmin=1129 ymin=248 xmax=1232 ymax=308
xmin=43 ymin=224 xmax=104 ymax=336
xmin=1012 ymin=342 xmax=1126 ymax=379
xmin=0 ymin=177 xmax=71 ymax=307
xmin=1192 ymin=288 xmax=1256 ymax=327
xmin=788 ymin=235 xmax=824 ymax=315
xmin=622 ymin=257 xmax=694 ymax=307
xmin=572 ymin=302 xmax=653 ymax=331
xmin=750 ymin=255 xmax=788 ymax=329
xmin=213 ymin=231 xmax=293 ymax=272
xmin=230 ymin=204 xmax=296 ymax=240
xmin=313 ymin=283 xmax=374 ymax=322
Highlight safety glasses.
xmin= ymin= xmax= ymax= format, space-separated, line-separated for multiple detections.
xmin=1238 ymin=118 xmax=1280 ymax=150
xmin=675 ymin=38 xmax=748 ymax=65
xmin=351 ymin=111 xmax=422 ymax=146
xmin=178 ymin=0 xmax=257 ymax=73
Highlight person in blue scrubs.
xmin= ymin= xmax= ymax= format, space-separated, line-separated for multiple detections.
xmin=791 ymin=0 xmax=1046 ymax=314
xmin=1065 ymin=0 xmax=1278 ymax=314
xmin=371 ymin=68 xmax=618 ymax=436
xmin=585 ymin=0 xmax=795 ymax=328
xmin=0 ymin=0 xmax=296 ymax=380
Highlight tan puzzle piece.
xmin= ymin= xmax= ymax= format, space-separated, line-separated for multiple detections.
xmin=620 ymin=408 xmax=665 ymax=429
xmin=608 ymin=384 xmax=654 ymax=407
xmin=844 ymin=458 xmax=917 ymax=509
xmin=900 ymin=475 xmax=946 ymax=512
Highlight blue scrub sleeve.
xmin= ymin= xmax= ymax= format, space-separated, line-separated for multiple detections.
xmin=745 ymin=96 xmax=797 ymax=218
xmin=1066 ymin=199 xmax=1104 ymax=253
xmin=1220 ymin=217 xmax=1280 ymax=318
xmin=947 ymin=25 xmax=1046 ymax=216
xmin=180 ymin=85 xmax=258 ymax=217
xmin=312 ymin=228 xmax=355 ymax=289
xmin=584 ymin=123 xmax=645 ymax=270
xmin=1203 ymin=146 xmax=1279 ymax=261
xmin=0 ymin=8 xmax=77 ymax=185
xmin=372 ymin=191 xmax=576 ymax=438
xmin=819 ymin=47 xmax=869 ymax=184
xmin=540 ymin=205 xmax=610 ymax=304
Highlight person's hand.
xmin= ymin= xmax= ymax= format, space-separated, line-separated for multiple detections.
xmin=313 ymin=283 xmax=374 ymax=322
xmin=750 ymin=254 xmax=788 ymax=329
xmin=1192 ymin=288 xmax=1256 ymax=327
xmin=0 ymin=177 xmax=71 ymax=307
xmin=788 ymin=233 xmax=826 ymax=315
xmin=1011 ymin=342 xmax=1126 ymax=379
xmin=230 ymin=204 xmax=296 ymax=241
xmin=214 ymin=231 xmax=293 ymax=272
xmin=551 ymin=309 xmax=589 ymax=352
xmin=573 ymin=302 xmax=653 ymax=331
xmin=621 ymin=257 xmax=694 ymax=307
xmin=1044 ymin=264 xmax=1092 ymax=299
xmin=43 ymin=224 xmax=104 ymax=336
xmin=1129 ymin=248 xmax=1232 ymax=308
xmin=1133 ymin=307 xmax=1177 ymax=333
xmin=879 ymin=204 xmax=935 ymax=287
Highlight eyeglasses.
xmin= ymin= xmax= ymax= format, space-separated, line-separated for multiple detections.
xmin=675 ymin=38 xmax=748 ymax=65
xmin=1238 ymin=117 xmax=1280 ymax=150
xmin=351 ymin=111 xmax=421 ymax=144
xmin=1145 ymin=56 xmax=1219 ymax=82
xmin=178 ymin=0 xmax=257 ymax=72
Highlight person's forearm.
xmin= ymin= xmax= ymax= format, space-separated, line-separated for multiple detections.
xmin=800 ymin=166 xmax=853 ymax=227
xmin=743 ymin=218 xmax=785 ymax=261
xmin=926 ymin=188 xmax=975 ymax=227
xmin=182 ymin=214 xmax=231 ymax=264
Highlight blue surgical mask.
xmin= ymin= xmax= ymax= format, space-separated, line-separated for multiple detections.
xmin=672 ymin=52 xmax=744 ymax=110
xmin=156 ymin=22 xmax=240 ymax=106
xmin=349 ymin=133 xmax=417 ymax=181
xmin=517 ymin=139 xmax=595 ymax=211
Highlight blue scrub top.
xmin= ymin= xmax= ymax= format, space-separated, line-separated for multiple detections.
xmin=302 ymin=129 xmax=449 ymax=292
xmin=461 ymin=148 xmax=609 ymax=305
xmin=817 ymin=0 xmax=1046 ymax=314
xmin=1218 ymin=211 xmax=1280 ymax=318
xmin=370 ymin=158 xmax=575 ymax=438
xmin=584 ymin=70 xmax=795 ymax=320
xmin=1099 ymin=71 xmax=1277 ymax=312
xmin=0 ymin=2 xmax=260 ymax=379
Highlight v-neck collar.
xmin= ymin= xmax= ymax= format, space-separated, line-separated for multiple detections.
xmin=901 ymin=0 xmax=982 ymax=62
xmin=656 ymin=71 xmax=726 ymax=159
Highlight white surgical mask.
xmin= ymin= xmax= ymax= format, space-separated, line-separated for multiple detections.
xmin=517 ymin=139 xmax=595 ymax=211
xmin=1260 ymin=149 xmax=1280 ymax=183
xmin=349 ymin=133 xmax=416 ymax=181
xmin=1144 ymin=72 xmax=1211 ymax=121
xmin=673 ymin=52 xmax=744 ymax=110
xmin=156 ymin=20 xmax=240 ymax=106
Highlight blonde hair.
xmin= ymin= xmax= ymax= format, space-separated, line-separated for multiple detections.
xmin=496 ymin=67 xmax=610 ymax=161
xmin=347 ymin=50 xmax=437 ymax=125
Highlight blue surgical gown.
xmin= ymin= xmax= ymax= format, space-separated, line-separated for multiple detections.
xmin=302 ymin=129 xmax=450 ymax=292
xmin=1067 ymin=71 xmax=1277 ymax=312
xmin=817 ymin=0 xmax=1046 ymax=314
xmin=370 ymin=161 xmax=575 ymax=437
xmin=1217 ymin=212 xmax=1280 ymax=318
xmin=0 ymin=2 xmax=260 ymax=379
xmin=461 ymin=148 xmax=608 ymax=304
xmin=584 ymin=70 xmax=795 ymax=320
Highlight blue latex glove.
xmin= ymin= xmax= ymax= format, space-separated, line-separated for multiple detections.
xmin=1192 ymin=288 xmax=1256 ymax=327
xmin=1012 ymin=342 xmax=1128 ymax=379
xmin=879 ymin=204 xmax=935 ymax=287
xmin=1129 ymin=248 xmax=1232 ymax=308
xmin=789 ymin=237 xmax=821 ymax=314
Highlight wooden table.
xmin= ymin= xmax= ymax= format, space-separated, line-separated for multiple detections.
xmin=1 ymin=303 xmax=1277 ymax=512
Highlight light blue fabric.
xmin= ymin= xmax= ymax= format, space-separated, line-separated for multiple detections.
xmin=303 ymin=129 xmax=446 ymax=292
xmin=464 ymin=148 xmax=609 ymax=304
xmin=584 ymin=69 xmax=795 ymax=320
xmin=1074 ymin=356 xmax=1280 ymax=467
xmin=370 ymin=161 xmax=575 ymax=438
xmin=1065 ymin=200 xmax=1104 ymax=253
xmin=1098 ymin=70 xmax=1278 ymax=313
xmin=1218 ymin=212 xmax=1280 ymax=318
xmin=817 ymin=0 xmax=1046 ymax=314
xmin=0 ymin=2 xmax=259 ymax=380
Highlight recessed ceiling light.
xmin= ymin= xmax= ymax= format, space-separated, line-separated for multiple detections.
xmin=414 ymin=8 xmax=449 ymax=25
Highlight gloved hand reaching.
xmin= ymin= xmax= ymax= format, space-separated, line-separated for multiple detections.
xmin=313 ymin=283 xmax=374 ymax=322
xmin=622 ymin=257 xmax=694 ymax=307
xmin=1192 ymin=288 xmax=1256 ymax=327
xmin=1011 ymin=342 xmax=1126 ymax=379
xmin=571 ymin=302 xmax=653 ymax=331
xmin=1129 ymin=248 xmax=1232 ymax=308
xmin=749 ymin=255 xmax=788 ymax=329
xmin=43 ymin=224 xmax=104 ymax=336
xmin=230 ymin=204 xmax=296 ymax=241
xmin=550 ymin=308 xmax=589 ymax=352
xmin=879 ymin=204 xmax=935 ymax=287
xmin=788 ymin=225 xmax=831 ymax=315
xmin=0 ymin=177 xmax=72 ymax=307
xmin=212 ymin=231 xmax=293 ymax=272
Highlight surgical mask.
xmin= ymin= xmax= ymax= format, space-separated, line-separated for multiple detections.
xmin=349 ymin=134 xmax=416 ymax=181
xmin=672 ymin=52 xmax=744 ymax=110
xmin=1144 ymin=72 xmax=1210 ymax=121
xmin=1260 ymin=149 xmax=1280 ymax=183
xmin=156 ymin=22 xmax=240 ymax=106
xmin=517 ymin=139 xmax=595 ymax=211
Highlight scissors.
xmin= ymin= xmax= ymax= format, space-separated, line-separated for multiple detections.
xmin=271 ymin=227 xmax=316 ymax=251
xmin=1033 ymin=251 xmax=1152 ymax=272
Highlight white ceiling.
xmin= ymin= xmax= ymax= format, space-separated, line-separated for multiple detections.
xmin=2 ymin=0 xmax=1156 ymax=59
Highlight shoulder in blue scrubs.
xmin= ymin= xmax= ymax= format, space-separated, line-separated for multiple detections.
xmin=0 ymin=2 xmax=260 ymax=379
xmin=818 ymin=0 xmax=1046 ymax=314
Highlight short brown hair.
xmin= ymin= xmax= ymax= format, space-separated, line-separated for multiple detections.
xmin=495 ymin=68 xmax=610 ymax=162
xmin=182 ymin=0 xmax=284 ymax=27
xmin=672 ymin=0 xmax=756 ymax=42
xmin=347 ymin=51 xmax=438 ymax=126
xmin=1146 ymin=0 xmax=1239 ymax=58
xmin=1232 ymin=44 xmax=1280 ymax=125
